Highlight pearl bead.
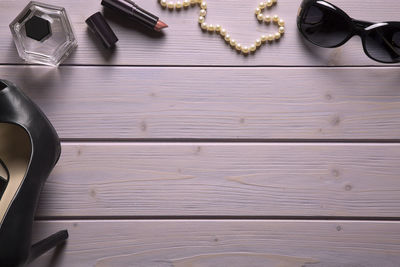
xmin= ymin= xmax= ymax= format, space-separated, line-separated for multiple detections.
xmin=220 ymin=29 xmax=227 ymax=36
xmin=158 ymin=0 xmax=285 ymax=57
xmin=261 ymin=35 xmax=267 ymax=42
xmin=235 ymin=43 xmax=242 ymax=51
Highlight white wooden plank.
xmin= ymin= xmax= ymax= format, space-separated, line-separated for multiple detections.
xmin=29 ymin=220 xmax=400 ymax=266
xmin=2 ymin=0 xmax=400 ymax=66
xmin=3 ymin=66 xmax=400 ymax=139
xmin=36 ymin=143 xmax=400 ymax=217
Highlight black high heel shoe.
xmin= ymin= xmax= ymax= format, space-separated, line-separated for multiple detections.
xmin=0 ymin=80 xmax=68 ymax=266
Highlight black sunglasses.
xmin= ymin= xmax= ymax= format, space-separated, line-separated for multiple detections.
xmin=297 ymin=0 xmax=400 ymax=63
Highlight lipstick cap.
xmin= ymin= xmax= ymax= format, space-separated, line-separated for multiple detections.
xmin=86 ymin=12 xmax=118 ymax=49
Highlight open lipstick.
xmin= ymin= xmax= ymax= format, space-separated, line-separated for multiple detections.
xmin=101 ymin=0 xmax=168 ymax=32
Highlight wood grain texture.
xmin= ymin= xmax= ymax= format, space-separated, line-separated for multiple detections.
xmin=2 ymin=0 xmax=400 ymax=66
xmin=3 ymin=1 xmax=400 ymax=265
xmin=36 ymin=142 xmax=400 ymax=217
xmin=4 ymin=66 xmax=400 ymax=139
xmin=30 ymin=220 xmax=400 ymax=267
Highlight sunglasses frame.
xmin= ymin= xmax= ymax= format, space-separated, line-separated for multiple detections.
xmin=297 ymin=0 xmax=400 ymax=63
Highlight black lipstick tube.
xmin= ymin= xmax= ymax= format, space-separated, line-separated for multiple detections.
xmin=101 ymin=0 xmax=163 ymax=31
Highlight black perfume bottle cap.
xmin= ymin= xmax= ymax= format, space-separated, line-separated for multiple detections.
xmin=25 ymin=16 xmax=51 ymax=41
xmin=86 ymin=12 xmax=118 ymax=49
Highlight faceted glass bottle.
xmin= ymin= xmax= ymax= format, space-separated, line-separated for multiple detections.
xmin=10 ymin=1 xmax=77 ymax=67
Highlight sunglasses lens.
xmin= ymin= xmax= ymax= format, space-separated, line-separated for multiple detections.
xmin=364 ymin=25 xmax=400 ymax=63
xmin=300 ymin=2 xmax=352 ymax=47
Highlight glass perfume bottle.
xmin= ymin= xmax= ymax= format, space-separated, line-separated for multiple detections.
xmin=9 ymin=1 xmax=77 ymax=67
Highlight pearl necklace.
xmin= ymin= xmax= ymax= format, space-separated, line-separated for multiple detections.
xmin=159 ymin=0 xmax=285 ymax=55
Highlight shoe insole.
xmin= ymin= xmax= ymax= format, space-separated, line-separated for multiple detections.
xmin=0 ymin=123 xmax=32 ymax=226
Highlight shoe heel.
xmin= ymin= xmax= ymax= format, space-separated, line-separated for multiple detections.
xmin=28 ymin=230 xmax=69 ymax=263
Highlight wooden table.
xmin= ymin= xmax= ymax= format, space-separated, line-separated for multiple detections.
xmin=2 ymin=0 xmax=400 ymax=266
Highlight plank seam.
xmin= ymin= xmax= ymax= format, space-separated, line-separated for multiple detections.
xmin=60 ymin=138 xmax=400 ymax=144
xmin=0 ymin=63 xmax=399 ymax=68
xmin=35 ymin=216 xmax=400 ymax=221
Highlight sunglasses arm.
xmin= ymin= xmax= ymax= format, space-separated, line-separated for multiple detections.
xmin=374 ymin=28 xmax=400 ymax=57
